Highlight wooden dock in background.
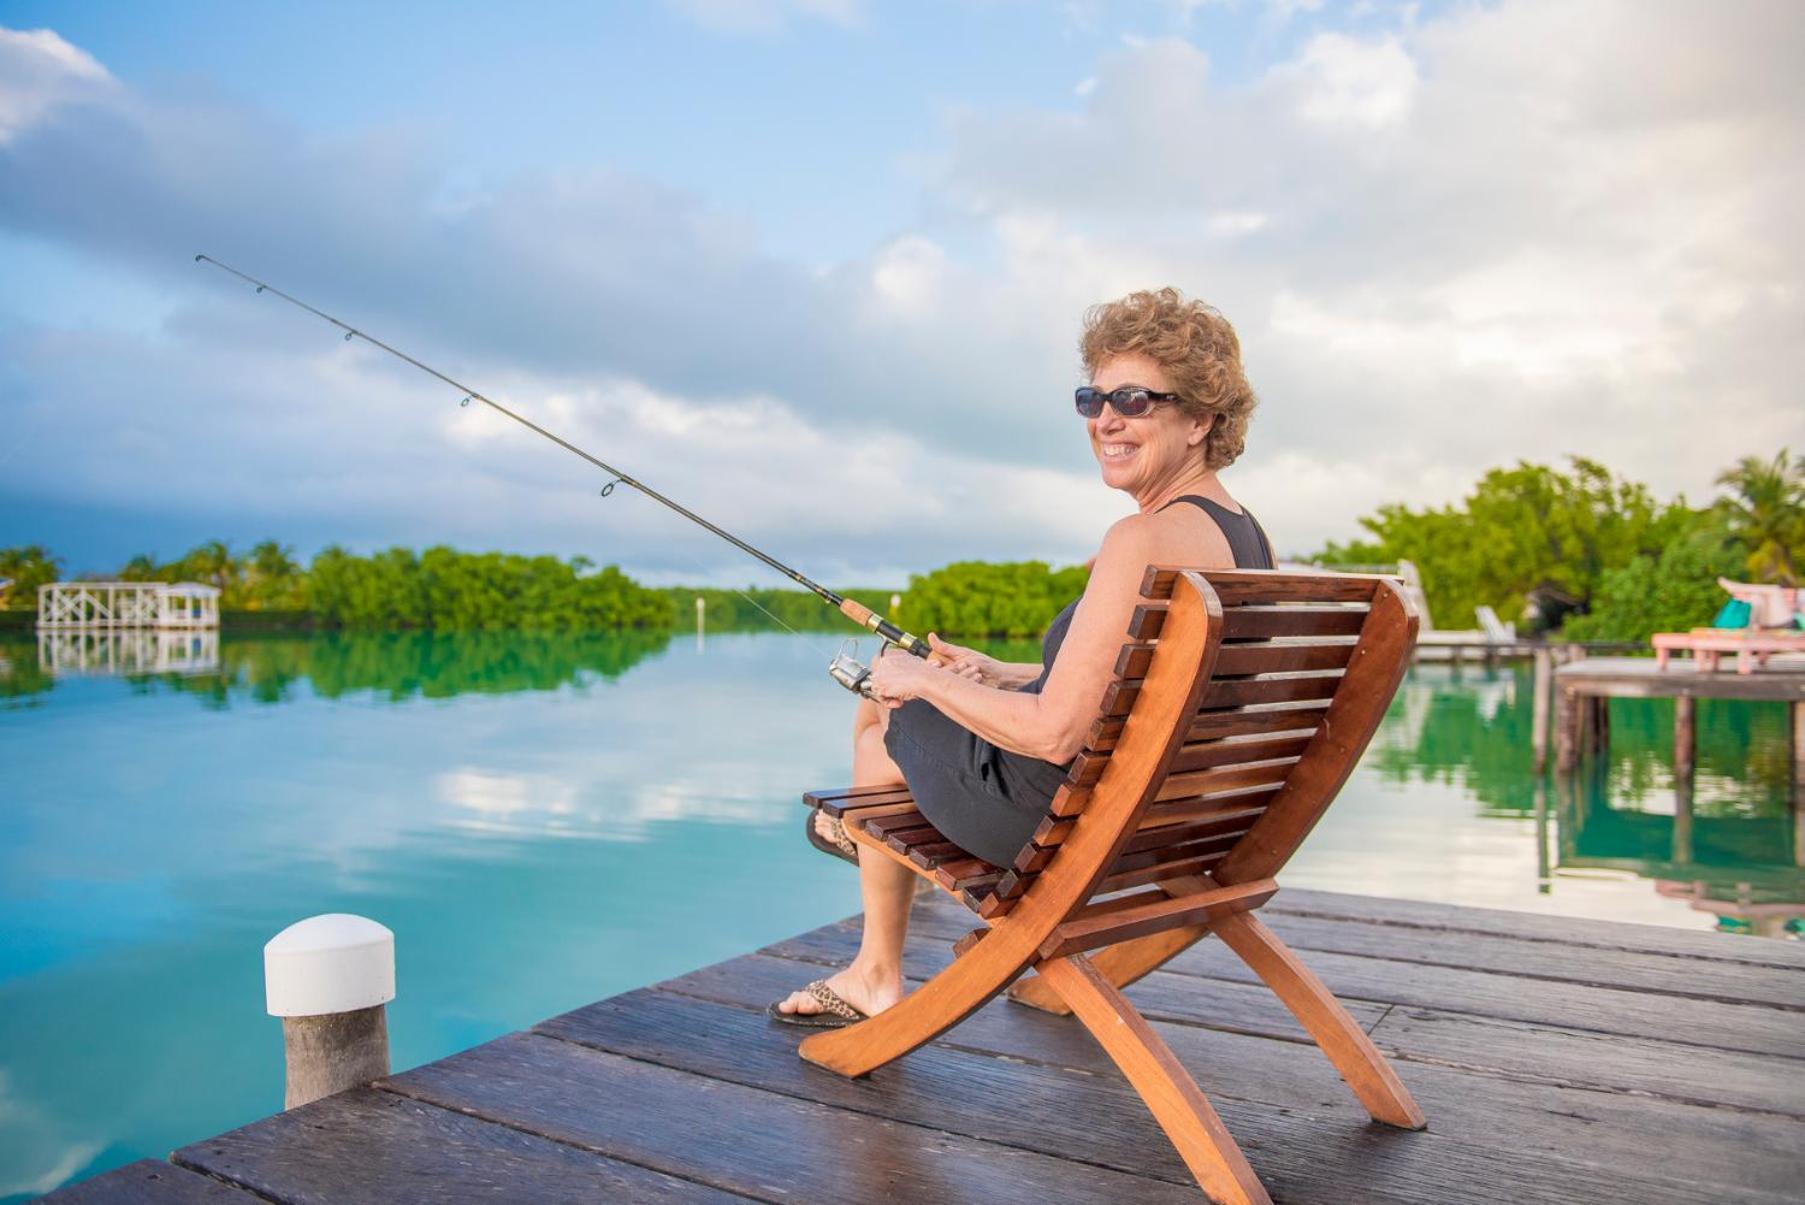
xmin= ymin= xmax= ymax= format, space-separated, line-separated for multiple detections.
xmin=1549 ymin=656 xmax=1805 ymax=791
xmin=49 ymin=889 xmax=1805 ymax=1204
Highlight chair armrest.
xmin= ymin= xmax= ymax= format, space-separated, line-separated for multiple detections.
xmin=803 ymin=784 xmax=916 ymax=818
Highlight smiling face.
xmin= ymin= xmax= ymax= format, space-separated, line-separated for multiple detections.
xmin=1086 ymin=352 xmax=1213 ymax=503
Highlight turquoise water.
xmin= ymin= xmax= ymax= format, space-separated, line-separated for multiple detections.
xmin=2 ymin=630 xmax=1799 ymax=1199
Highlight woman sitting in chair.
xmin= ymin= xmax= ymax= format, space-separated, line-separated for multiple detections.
xmin=772 ymin=287 xmax=1275 ymax=1025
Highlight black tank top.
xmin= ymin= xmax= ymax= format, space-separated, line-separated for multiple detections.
xmin=1022 ymin=497 xmax=1274 ymax=695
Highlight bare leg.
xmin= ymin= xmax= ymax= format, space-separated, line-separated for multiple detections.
xmin=814 ymin=696 xmax=887 ymax=845
xmin=780 ymin=702 xmax=916 ymax=1018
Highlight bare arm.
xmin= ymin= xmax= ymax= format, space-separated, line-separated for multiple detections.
xmin=927 ymin=633 xmax=1045 ymax=689
xmin=866 ymin=517 xmax=1163 ymax=763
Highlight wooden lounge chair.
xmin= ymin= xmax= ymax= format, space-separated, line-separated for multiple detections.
xmin=800 ymin=566 xmax=1424 ymax=1204
xmin=1474 ymin=604 xmax=1516 ymax=644
xmin=1653 ymin=629 xmax=1805 ymax=675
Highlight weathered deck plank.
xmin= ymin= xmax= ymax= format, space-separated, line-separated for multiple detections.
xmin=1253 ymin=911 xmax=1805 ymax=1008
xmin=1265 ymin=887 xmax=1805 ymax=969
xmin=1366 ymin=1007 xmax=1805 ymax=1119
xmin=636 ymin=954 xmax=1803 ymax=1200
xmin=853 ymin=907 xmax=1805 ymax=1059
xmin=172 ymin=1086 xmax=746 ymax=1204
xmin=383 ymin=1031 xmax=1201 ymax=1204
xmin=32 ymin=1161 xmax=260 ymax=1204
xmin=42 ymin=889 xmax=1805 ymax=1204
xmin=755 ymin=919 xmax=1805 ymax=1119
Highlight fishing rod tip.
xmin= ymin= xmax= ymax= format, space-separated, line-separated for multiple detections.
xmin=193 ymin=253 xmax=204 ymax=262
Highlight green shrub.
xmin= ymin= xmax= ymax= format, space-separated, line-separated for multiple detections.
xmin=899 ymin=561 xmax=1090 ymax=638
xmin=1562 ymin=530 xmax=1751 ymax=643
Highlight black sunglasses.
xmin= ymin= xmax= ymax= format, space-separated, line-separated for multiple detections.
xmin=1074 ymin=386 xmax=1183 ymax=419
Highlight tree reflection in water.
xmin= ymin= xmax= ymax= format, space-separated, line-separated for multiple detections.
xmin=1370 ymin=662 xmax=1802 ymax=935
xmin=1 ymin=629 xmax=678 ymax=709
xmin=8 ymin=636 xmax=1799 ymax=934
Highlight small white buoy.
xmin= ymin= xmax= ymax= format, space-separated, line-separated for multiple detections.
xmin=264 ymin=914 xmax=395 ymax=1109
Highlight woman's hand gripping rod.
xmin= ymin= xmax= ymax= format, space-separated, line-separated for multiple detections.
xmin=192 ymin=253 xmax=936 ymax=697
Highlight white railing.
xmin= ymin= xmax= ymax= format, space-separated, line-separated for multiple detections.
xmin=37 ymin=582 xmax=221 ymax=630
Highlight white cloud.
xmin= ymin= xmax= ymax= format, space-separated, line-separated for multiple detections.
xmin=935 ymin=0 xmax=1805 ymax=527
xmin=3 ymin=3 xmax=1803 ymax=571
xmin=0 ymin=314 xmax=1117 ymax=576
xmin=1206 ymin=210 xmax=1269 ymax=237
xmin=1278 ymin=32 xmax=1418 ymax=130
xmin=868 ymin=235 xmax=947 ymax=317
xmin=0 ymin=26 xmax=113 ymax=144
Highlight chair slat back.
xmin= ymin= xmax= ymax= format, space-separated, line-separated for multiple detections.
xmin=985 ymin=567 xmax=1415 ymax=917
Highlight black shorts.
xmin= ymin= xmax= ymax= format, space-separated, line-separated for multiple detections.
xmin=883 ymin=699 xmax=1068 ymax=867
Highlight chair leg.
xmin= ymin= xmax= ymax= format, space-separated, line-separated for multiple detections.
xmin=1008 ymin=923 xmax=1213 ymax=1014
xmin=1212 ymin=911 xmax=1427 ymax=1130
xmin=799 ymin=922 xmax=1037 ymax=1078
xmin=1038 ymin=954 xmax=1271 ymax=1205
xmin=1007 ymin=873 xmax=1240 ymax=1013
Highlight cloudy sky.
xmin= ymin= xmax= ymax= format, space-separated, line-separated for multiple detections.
xmin=2 ymin=0 xmax=1800 ymax=583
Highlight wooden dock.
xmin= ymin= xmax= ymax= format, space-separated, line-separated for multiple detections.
xmin=48 ymin=888 xmax=1805 ymax=1204
xmin=1550 ymin=656 xmax=1805 ymax=788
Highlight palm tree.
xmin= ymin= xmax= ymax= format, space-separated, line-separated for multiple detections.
xmin=250 ymin=541 xmax=297 ymax=575
xmin=1715 ymin=450 xmax=1805 ymax=585
xmin=247 ymin=540 xmax=302 ymax=609
xmin=0 ymin=545 xmax=61 ymax=610
xmin=179 ymin=540 xmax=243 ymax=601
xmin=119 ymin=553 xmax=161 ymax=581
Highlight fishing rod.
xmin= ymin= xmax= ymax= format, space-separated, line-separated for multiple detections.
xmin=193 ymin=253 xmax=931 ymax=695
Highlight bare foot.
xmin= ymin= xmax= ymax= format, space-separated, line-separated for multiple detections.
xmin=775 ymin=962 xmax=904 ymax=1019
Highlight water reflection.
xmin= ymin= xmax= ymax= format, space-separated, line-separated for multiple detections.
xmin=1379 ymin=663 xmax=1802 ymax=936
xmin=37 ymin=630 xmax=219 ymax=678
xmin=1 ymin=628 xmax=676 ymax=710
xmin=1554 ymin=769 xmax=1804 ymax=938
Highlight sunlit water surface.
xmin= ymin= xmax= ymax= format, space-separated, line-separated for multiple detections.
xmin=2 ymin=629 xmax=1798 ymax=1199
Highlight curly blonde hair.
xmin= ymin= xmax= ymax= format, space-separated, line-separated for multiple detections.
xmin=1080 ymin=288 xmax=1257 ymax=471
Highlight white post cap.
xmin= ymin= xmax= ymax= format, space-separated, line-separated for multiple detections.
xmin=264 ymin=913 xmax=396 ymax=1017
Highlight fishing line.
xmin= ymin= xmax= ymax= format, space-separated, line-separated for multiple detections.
xmin=193 ymin=254 xmax=920 ymax=693
xmin=657 ymin=543 xmax=845 ymax=662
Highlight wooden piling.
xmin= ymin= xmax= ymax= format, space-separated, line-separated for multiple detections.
xmin=1583 ymin=697 xmax=1609 ymax=759
xmin=1794 ymin=701 xmax=1804 ymax=795
xmin=1531 ymin=648 xmax=1551 ymax=773
xmin=1553 ymin=684 xmax=1578 ymax=773
xmin=1794 ymin=702 xmax=1805 ymax=867
xmin=1672 ymin=774 xmax=1694 ymax=866
xmin=1673 ymin=696 xmax=1696 ymax=785
xmin=1531 ymin=779 xmax=1551 ymax=892
xmin=264 ymin=914 xmax=396 ymax=1111
xmin=282 ymin=1006 xmax=390 ymax=1110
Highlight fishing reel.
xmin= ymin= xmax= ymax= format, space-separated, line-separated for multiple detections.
xmin=828 ymin=639 xmax=886 ymax=698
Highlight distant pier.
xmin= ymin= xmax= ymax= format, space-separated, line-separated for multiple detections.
xmin=37 ymin=581 xmax=220 ymax=630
